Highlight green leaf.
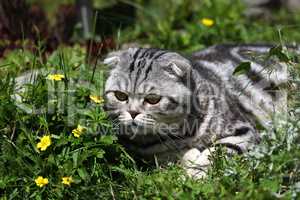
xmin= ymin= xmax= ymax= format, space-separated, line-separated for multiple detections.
xmin=268 ymin=45 xmax=290 ymax=63
xmin=9 ymin=188 xmax=19 ymax=199
xmin=0 ymin=179 xmax=5 ymax=189
xmin=100 ymin=135 xmax=116 ymax=145
xmin=96 ymin=149 xmax=105 ymax=159
xmin=233 ymin=62 xmax=251 ymax=76
xmin=77 ymin=168 xmax=89 ymax=181
xmin=47 ymin=154 xmax=56 ymax=165
xmin=73 ymin=151 xmax=79 ymax=168
xmin=15 ymin=102 xmax=33 ymax=114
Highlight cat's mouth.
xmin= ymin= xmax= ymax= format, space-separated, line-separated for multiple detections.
xmin=118 ymin=112 xmax=182 ymax=137
xmin=119 ymin=112 xmax=156 ymax=127
xmin=125 ymin=120 xmax=154 ymax=131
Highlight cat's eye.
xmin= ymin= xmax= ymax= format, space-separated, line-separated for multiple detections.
xmin=114 ymin=91 xmax=128 ymax=101
xmin=144 ymin=94 xmax=161 ymax=105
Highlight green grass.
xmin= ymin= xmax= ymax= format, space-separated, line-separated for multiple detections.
xmin=1 ymin=0 xmax=300 ymax=199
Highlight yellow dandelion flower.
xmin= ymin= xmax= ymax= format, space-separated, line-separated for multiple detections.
xmin=62 ymin=176 xmax=73 ymax=186
xmin=37 ymin=135 xmax=51 ymax=151
xmin=35 ymin=176 xmax=49 ymax=187
xmin=89 ymin=95 xmax=104 ymax=104
xmin=72 ymin=124 xmax=86 ymax=138
xmin=201 ymin=18 xmax=214 ymax=27
xmin=47 ymin=74 xmax=65 ymax=81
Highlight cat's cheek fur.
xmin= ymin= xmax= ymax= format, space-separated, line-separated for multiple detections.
xmin=118 ymin=112 xmax=133 ymax=124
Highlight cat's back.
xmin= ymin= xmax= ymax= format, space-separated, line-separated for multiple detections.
xmin=191 ymin=44 xmax=287 ymax=83
xmin=191 ymin=44 xmax=293 ymax=127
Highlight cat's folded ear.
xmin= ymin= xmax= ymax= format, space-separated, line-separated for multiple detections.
xmin=103 ymin=48 xmax=138 ymax=67
xmin=159 ymin=53 xmax=192 ymax=78
xmin=103 ymin=54 xmax=120 ymax=66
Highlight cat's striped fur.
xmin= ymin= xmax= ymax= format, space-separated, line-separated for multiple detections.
xmin=104 ymin=44 xmax=293 ymax=178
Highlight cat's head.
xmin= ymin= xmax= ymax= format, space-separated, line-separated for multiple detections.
xmin=103 ymin=48 xmax=192 ymax=137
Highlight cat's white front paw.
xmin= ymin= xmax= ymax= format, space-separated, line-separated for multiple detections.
xmin=181 ymin=148 xmax=213 ymax=179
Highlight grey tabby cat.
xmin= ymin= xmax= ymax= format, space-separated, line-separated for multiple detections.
xmin=103 ymin=44 xmax=292 ymax=178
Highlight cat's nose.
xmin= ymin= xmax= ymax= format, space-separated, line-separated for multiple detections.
xmin=128 ymin=111 xmax=140 ymax=119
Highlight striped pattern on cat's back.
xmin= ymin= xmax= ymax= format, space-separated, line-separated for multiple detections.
xmin=191 ymin=44 xmax=292 ymax=127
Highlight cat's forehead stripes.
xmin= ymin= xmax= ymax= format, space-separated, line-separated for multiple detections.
xmin=127 ymin=48 xmax=167 ymax=92
xmin=129 ymin=48 xmax=166 ymax=71
xmin=141 ymin=51 xmax=168 ymax=82
xmin=129 ymin=48 xmax=142 ymax=73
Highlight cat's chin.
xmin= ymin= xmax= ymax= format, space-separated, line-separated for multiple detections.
xmin=119 ymin=122 xmax=155 ymax=136
xmin=119 ymin=120 xmax=182 ymax=138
